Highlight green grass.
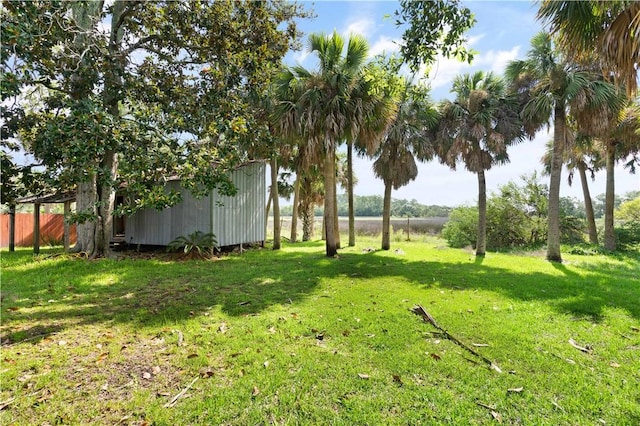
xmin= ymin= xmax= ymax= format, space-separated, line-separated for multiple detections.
xmin=1 ymin=237 xmax=639 ymax=425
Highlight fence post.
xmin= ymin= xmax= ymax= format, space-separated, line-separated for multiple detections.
xmin=34 ymin=203 xmax=41 ymax=254
xmin=63 ymin=201 xmax=71 ymax=252
xmin=406 ymin=216 xmax=410 ymax=241
xmin=8 ymin=205 xmax=16 ymax=252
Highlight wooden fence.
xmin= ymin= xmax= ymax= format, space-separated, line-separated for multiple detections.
xmin=0 ymin=213 xmax=77 ymax=247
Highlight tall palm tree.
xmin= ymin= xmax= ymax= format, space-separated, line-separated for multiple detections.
xmin=541 ymin=131 xmax=601 ymax=244
xmin=581 ymin=98 xmax=640 ymax=251
xmin=373 ymin=83 xmax=438 ymax=250
xmin=537 ymin=1 xmax=640 ymax=96
xmin=506 ymin=32 xmax=619 ymax=262
xmin=436 ymin=71 xmax=524 ymax=257
xmin=275 ymin=32 xmax=390 ymax=256
xmin=344 ymin=59 xmax=399 ymax=247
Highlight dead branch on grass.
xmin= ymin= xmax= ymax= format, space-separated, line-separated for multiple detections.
xmin=411 ymin=305 xmax=502 ymax=373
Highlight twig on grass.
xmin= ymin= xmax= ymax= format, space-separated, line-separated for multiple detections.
xmin=475 ymin=401 xmax=496 ymax=411
xmin=568 ymin=338 xmax=592 ymax=354
xmin=411 ymin=305 xmax=502 ymax=373
xmin=163 ymin=377 xmax=199 ymax=408
xmin=0 ymin=397 xmax=16 ymax=410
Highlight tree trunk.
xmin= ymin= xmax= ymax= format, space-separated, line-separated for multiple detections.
xmin=381 ymin=180 xmax=392 ymax=250
xmin=265 ymin=190 xmax=272 ymax=235
xmin=8 ymin=205 xmax=15 ymax=252
xmin=290 ymin=175 xmax=300 ymax=243
xmin=270 ymin=156 xmax=281 ymax=250
xmin=476 ymin=170 xmax=487 ymax=257
xmin=301 ymin=202 xmax=314 ymax=241
xmin=334 ymin=186 xmax=340 ymax=249
xmin=323 ymin=145 xmax=337 ymax=256
xmin=73 ymin=180 xmax=98 ymax=255
xmin=94 ymin=150 xmax=118 ymax=258
xmin=604 ymin=142 xmax=616 ymax=251
xmin=577 ymin=162 xmax=598 ymax=245
xmin=69 ymin=1 xmax=102 ymax=256
xmin=347 ymin=141 xmax=355 ymax=246
xmin=547 ymin=104 xmax=565 ymax=262
xmin=72 ymin=0 xmax=122 ymax=259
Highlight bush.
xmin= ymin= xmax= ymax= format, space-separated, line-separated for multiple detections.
xmin=441 ymin=172 xmax=587 ymax=251
xmin=614 ymin=220 xmax=640 ymax=251
xmin=616 ymin=197 xmax=640 ymax=222
xmin=486 ymin=198 xmax=530 ymax=249
xmin=441 ymin=207 xmax=477 ymax=248
xmin=560 ymin=216 xmax=586 ymax=245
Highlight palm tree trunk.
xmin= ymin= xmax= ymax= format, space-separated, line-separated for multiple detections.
xmin=547 ymin=104 xmax=566 ymax=262
xmin=577 ymin=162 xmax=598 ymax=244
xmin=302 ymin=202 xmax=313 ymax=241
xmin=476 ymin=170 xmax=487 ymax=257
xmin=290 ymin=175 xmax=300 ymax=243
xmin=334 ymin=187 xmax=340 ymax=249
xmin=381 ymin=180 xmax=392 ymax=250
xmin=347 ymin=141 xmax=355 ymax=246
xmin=270 ymin=157 xmax=281 ymax=250
xmin=264 ymin=192 xmax=271 ymax=236
xmin=324 ymin=145 xmax=338 ymax=256
xmin=604 ymin=142 xmax=616 ymax=251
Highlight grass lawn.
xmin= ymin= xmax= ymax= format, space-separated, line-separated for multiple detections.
xmin=1 ymin=237 xmax=639 ymax=425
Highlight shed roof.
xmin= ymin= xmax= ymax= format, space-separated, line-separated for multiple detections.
xmin=16 ymin=191 xmax=76 ymax=204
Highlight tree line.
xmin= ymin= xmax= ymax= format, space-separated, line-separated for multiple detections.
xmin=2 ymin=1 xmax=639 ymax=262
xmin=279 ymin=194 xmax=452 ymax=218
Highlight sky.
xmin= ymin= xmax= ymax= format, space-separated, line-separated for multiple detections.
xmin=280 ymin=0 xmax=639 ymax=207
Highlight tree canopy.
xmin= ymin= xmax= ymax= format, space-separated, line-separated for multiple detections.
xmin=1 ymin=0 xmax=309 ymax=257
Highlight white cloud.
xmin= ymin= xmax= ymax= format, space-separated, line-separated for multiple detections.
xmin=292 ymin=50 xmax=312 ymax=65
xmin=344 ymin=17 xmax=375 ymax=38
xmin=369 ymin=36 xmax=401 ymax=58
xmin=420 ymin=45 xmax=522 ymax=96
xmin=478 ymin=46 xmax=521 ymax=74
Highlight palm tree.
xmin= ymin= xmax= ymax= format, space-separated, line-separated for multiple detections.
xmin=436 ymin=71 xmax=524 ymax=257
xmin=505 ymin=32 xmax=619 ymax=262
xmin=344 ymin=59 xmax=399 ymax=247
xmin=537 ymin=1 xmax=640 ymax=96
xmin=541 ymin=131 xmax=601 ymax=244
xmin=373 ymin=83 xmax=438 ymax=250
xmin=582 ymin=99 xmax=640 ymax=251
xmin=275 ymin=32 xmax=391 ymax=256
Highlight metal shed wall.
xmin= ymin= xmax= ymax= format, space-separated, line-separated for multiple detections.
xmin=125 ymin=162 xmax=266 ymax=247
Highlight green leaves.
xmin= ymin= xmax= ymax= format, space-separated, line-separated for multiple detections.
xmin=395 ymin=0 xmax=476 ymax=71
xmin=167 ymin=231 xmax=218 ymax=257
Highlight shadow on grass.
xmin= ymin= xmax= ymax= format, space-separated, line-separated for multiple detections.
xmin=1 ymin=241 xmax=639 ymax=344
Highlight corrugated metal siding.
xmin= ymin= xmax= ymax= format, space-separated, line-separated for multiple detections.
xmin=125 ymin=162 xmax=265 ymax=247
xmin=212 ymin=162 xmax=266 ymax=246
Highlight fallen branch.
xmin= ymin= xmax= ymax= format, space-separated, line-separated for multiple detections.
xmin=0 ymin=397 xmax=15 ymax=410
xmin=411 ymin=305 xmax=502 ymax=373
xmin=163 ymin=377 xmax=199 ymax=408
xmin=568 ymin=338 xmax=592 ymax=354
xmin=475 ymin=401 xmax=496 ymax=411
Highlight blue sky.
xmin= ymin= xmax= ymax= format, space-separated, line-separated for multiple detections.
xmin=281 ymin=0 xmax=639 ymax=206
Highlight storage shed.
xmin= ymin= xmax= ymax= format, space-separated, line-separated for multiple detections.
xmin=124 ymin=161 xmax=266 ymax=248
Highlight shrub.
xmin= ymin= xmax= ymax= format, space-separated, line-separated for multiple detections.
xmin=614 ymin=220 xmax=640 ymax=251
xmin=616 ymin=197 xmax=640 ymax=222
xmin=167 ymin=231 xmax=218 ymax=257
xmin=560 ymin=216 xmax=586 ymax=244
xmin=441 ymin=207 xmax=477 ymax=248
